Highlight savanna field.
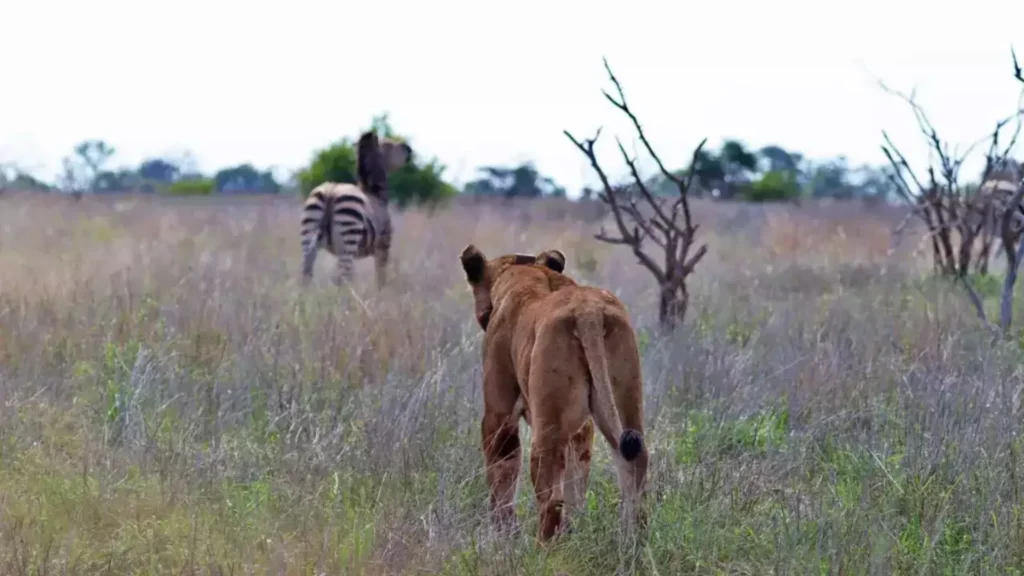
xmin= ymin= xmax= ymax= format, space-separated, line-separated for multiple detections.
xmin=3 ymin=191 xmax=1024 ymax=575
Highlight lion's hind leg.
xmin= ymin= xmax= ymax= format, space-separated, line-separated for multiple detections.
xmin=527 ymin=329 xmax=591 ymax=542
xmin=528 ymin=424 xmax=569 ymax=542
xmin=564 ymin=418 xmax=594 ymax=532
xmin=615 ymin=440 xmax=649 ymax=540
xmin=481 ymin=405 xmax=522 ymax=535
xmin=609 ymin=339 xmax=650 ymax=540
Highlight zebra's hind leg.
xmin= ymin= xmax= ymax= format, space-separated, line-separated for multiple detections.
xmin=332 ymin=251 xmax=356 ymax=287
xmin=374 ymin=244 xmax=389 ymax=290
xmin=300 ymin=237 xmax=320 ymax=286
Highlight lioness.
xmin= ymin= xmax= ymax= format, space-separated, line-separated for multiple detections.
xmin=459 ymin=244 xmax=649 ymax=541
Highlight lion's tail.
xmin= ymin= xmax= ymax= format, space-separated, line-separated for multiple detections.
xmin=575 ymin=309 xmax=644 ymax=462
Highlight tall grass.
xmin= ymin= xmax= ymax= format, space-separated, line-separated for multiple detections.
xmin=0 ymin=192 xmax=1022 ymax=575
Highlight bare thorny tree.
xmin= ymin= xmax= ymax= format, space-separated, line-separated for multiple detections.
xmin=884 ymin=50 xmax=1024 ymax=335
xmin=565 ymin=59 xmax=708 ymax=332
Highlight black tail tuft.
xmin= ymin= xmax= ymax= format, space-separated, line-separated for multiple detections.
xmin=619 ymin=429 xmax=643 ymax=462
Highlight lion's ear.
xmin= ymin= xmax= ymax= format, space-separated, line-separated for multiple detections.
xmin=460 ymin=244 xmax=487 ymax=284
xmin=537 ymin=249 xmax=566 ymax=273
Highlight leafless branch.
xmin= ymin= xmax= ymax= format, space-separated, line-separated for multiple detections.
xmin=1014 ymin=46 xmax=1023 ymax=85
xmin=877 ymin=61 xmax=1024 ymax=280
xmin=565 ymin=57 xmax=708 ymax=330
xmin=879 ymin=52 xmax=1024 ymax=335
xmin=564 ymin=130 xmax=667 ymax=282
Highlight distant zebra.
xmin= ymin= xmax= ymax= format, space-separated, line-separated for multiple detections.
xmin=976 ymin=162 xmax=1024 ymax=265
xmin=300 ymin=131 xmax=412 ymax=288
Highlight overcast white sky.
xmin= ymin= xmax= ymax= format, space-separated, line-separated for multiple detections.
xmin=2 ymin=0 xmax=1023 ymax=196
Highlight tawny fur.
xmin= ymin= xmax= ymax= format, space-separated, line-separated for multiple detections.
xmin=459 ymin=245 xmax=649 ymax=542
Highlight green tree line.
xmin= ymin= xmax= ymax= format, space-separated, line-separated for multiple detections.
xmin=2 ymin=117 xmax=906 ymax=205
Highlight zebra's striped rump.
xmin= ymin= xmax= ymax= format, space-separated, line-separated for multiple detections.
xmin=300 ymin=182 xmax=391 ymax=285
xmin=302 ymin=183 xmax=384 ymax=257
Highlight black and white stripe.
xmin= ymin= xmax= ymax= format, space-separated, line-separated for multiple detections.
xmin=300 ymin=182 xmax=392 ymax=287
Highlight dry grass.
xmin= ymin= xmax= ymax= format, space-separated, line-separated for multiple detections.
xmin=1 ymin=192 xmax=1023 ymax=575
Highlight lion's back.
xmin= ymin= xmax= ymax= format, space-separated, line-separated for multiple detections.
xmin=538 ymin=284 xmax=632 ymax=325
xmin=488 ymin=272 xmax=638 ymax=387
xmin=528 ymin=284 xmax=635 ymax=353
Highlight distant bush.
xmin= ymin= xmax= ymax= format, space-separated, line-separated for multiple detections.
xmin=214 ymin=164 xmax=280 ymax=194
xmin=296 ymin=140 xmax=357 ymax=196
xmin=5 ymin=172 xmax=53 ymax=192
xmin=387 ymin=159 xmax=458 ymax=208
xmin=746 ymin=170 xmax=802 ymax=202
xmin=166 ymin=178 xmax=215 ymax=196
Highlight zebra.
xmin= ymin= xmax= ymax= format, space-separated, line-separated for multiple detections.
xmin=300 ymin=131 xmax=412 ymax=288
xmin=974 ymin=162 xmax=1024 ymax=267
